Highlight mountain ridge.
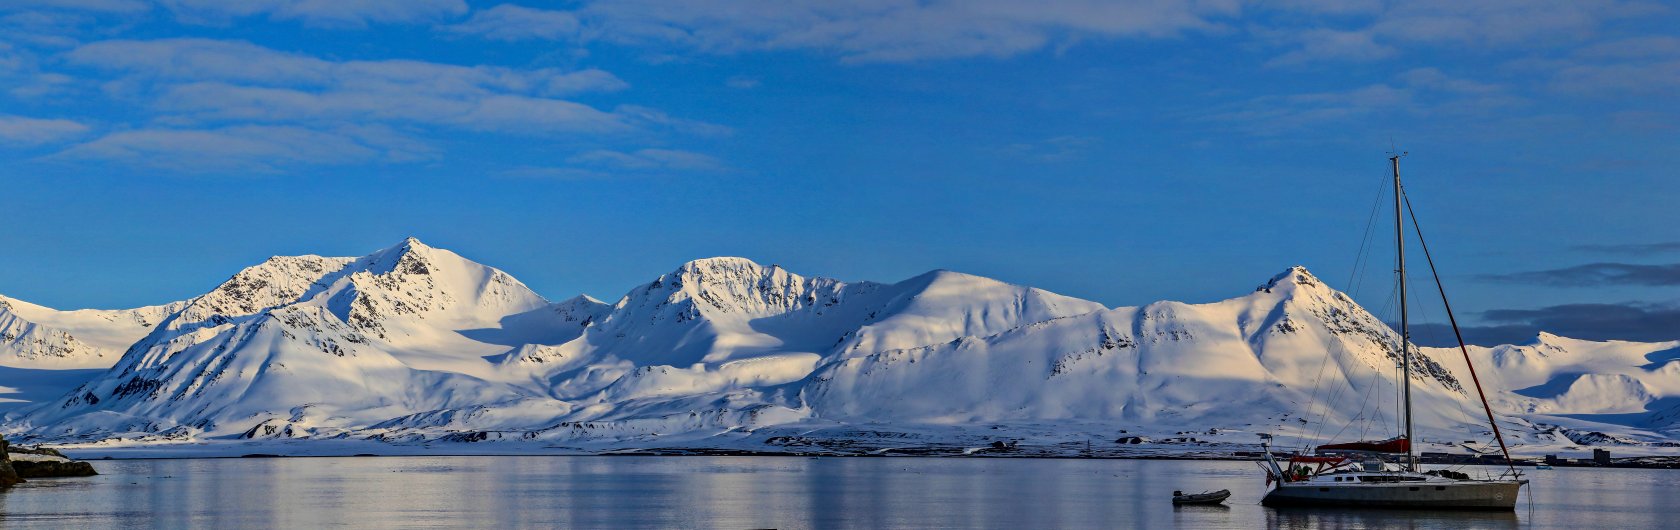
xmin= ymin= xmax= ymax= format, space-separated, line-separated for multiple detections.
xmin=1 ymin=239 xmax=1676 ymax=458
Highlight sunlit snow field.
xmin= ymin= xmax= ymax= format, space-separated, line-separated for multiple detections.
xmin=0 ymin=456 xmax=1670 ymax=529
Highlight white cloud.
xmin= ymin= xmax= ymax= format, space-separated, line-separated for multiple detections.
xmin=0 ymin=38 xmax=80 ymax=98
xmin=440 ymin=0 xmax=1248 ymax=62
xmin=725 ymin=75 xmax=760 ymax=89
xmin=1576 ymin=36 xmax=1680 ymax=60
xmin=568 ymin=148 xmax=728 ymax=172
xmin=500 ymin=148 xmax=729 ymax=179
xmin=157 ymin=0 xmax=467 ymax=28
xmin=1264 ymin=29 xmax=1395 ymax=66
xmin=0 ymin=0 xmax=149 ymax=14
xmin=1368 ymin=0 xmax=1654 ymax=48
xmin=999 ymin=135 xmax=1099 ymax=162
xmin=446 ymin=1 xmax=1655 ymax=65
xmin=23 ymin=37 xmax=728 ymax=176
xmin=64 ymin=38 xmax=637 ymax=133
xmin=1258 ymin=0 xmax=1663 ymax=66
xmin=1552 ymin=59 xmax=1680 ymax=95
xmin=53 ymin=124 xmax=431 ymax=172
xmin=1397 ymin=67 xmax=1502 ymax=94
xmin=1546 ymin=36 xmax=1680 ymax=95
xmin=441 ymin=4 xmax=580 ymax=41
xmin=498 ymin=166 xmax=611 ymax=180
xmin=0 ymin=114 xmax=89 ymax=146
xmin=1196 ymin=68 xmax=1522 ymax=135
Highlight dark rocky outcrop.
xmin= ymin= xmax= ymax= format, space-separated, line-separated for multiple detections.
xmin=1 ymin=435 xmax=98 ymax=482
xmin=0 ymin=435 xmax=23 ymax=487
xmin=11 ymin=459 xmax=97 ymax=479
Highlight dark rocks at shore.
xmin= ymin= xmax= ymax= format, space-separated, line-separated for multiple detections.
xmin=0 ymin=435 xmax=21 ymax=487
xmin=1 ymin=434 xmax=100 ymax=483
xmin=11 ymin=459 xmax=98 ymax=478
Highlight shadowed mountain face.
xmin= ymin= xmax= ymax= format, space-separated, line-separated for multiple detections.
xmin=2 ymin=241 xmax=1678 ymax=456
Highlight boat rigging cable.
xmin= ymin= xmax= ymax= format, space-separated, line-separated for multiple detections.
xmin=1297 ymin=173 xmax=1398 ymax=455
xmin=1399 ymin=266 xmax=1484 ymax=454
xmin=1323 ymin=286 xmax=1399 ymax=447
xmin=1402 ymin=191 xmax=1519 ymax=477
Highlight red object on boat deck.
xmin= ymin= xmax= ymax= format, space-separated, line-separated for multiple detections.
xmin=1317 ymin=436 xmax=1409 ymax=454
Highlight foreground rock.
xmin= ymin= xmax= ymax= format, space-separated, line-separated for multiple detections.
xmin=1 ymin=435 xmax=23 ymax=487
xmin=9 ymin=453 xmax=97 ymax=478
xmin=1 ymin=435 xmax=97 ymax=482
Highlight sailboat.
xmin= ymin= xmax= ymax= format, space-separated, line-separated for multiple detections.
xmin=1257 ymin=155 xmax=1528 ymax=510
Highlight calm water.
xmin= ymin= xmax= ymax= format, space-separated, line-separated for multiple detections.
xmin=0 ymin=456 xmax=1671 ymax=529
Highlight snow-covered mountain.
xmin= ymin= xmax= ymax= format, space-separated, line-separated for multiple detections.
xmin=11 ymin=239 xmax=574 ymax=440
xmin=0 ymin=294 xmax=184 ymax=369
xmin=3 ymin=239 xmax=1678 ymax=458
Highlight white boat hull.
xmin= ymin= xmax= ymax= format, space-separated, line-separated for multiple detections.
xmin=1262 ymin=480 xmax=1525 ymax=510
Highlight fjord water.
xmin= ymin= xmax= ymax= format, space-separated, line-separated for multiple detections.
xmin=0 ymin=456 xmax=1670 ymax=529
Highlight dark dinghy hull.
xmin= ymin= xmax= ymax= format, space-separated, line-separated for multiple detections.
xmin=1172 ymin=489 xmax=1231 ymax=505
xmin=1261 ymin=480 xmax=1525 ymax=511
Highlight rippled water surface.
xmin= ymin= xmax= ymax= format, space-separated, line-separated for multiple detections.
xmin=0 ymin=456 xmax=1671 ymax=528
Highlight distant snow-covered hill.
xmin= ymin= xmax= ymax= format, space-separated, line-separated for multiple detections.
xmin=3 ymin=239 xmax=1678 ymax=458
xmin=0 ymin=294 xmax=183 ymax=369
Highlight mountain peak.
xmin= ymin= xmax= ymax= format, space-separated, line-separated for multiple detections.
xmin=372 ymin=236 xmax=434 ymax=257
xmin=907 ymin=268 xmax=985 ymax=283
xmin=560 ymin=294 xmax=605 ymax=306
xmin=361 ymin=237 xmax=445 ymax=277
xmin=1261 ymin=265 xmax=1326 ymax=293
xmin=674 ymin=256 xmax=765 ymax=275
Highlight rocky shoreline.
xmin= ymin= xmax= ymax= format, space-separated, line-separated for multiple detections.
xmin=0 ymin=434 xmax=98 ymax=487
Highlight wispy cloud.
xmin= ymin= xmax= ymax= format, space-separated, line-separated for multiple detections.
xmin=53 ymin=124 xmax=433 ymax=173
xmin=1479 ymin=263 xmax=1680 ymax=287
xmin=1256 ymin=0 xmax=1660 ymax=68
xmin=157 ymin=0 xmax=467 ymax=28
xmin=0 ymin=0 xmax=148 ymax=14
xmin=1548 ymin=36 xmax=1680 ymax=96
xmin=60 ymin=38 xmax=648 ymax=134
xmin=498 ymin=166 xmax=612 ymax=180
xmin=725 ymin=75 xmax=760 ymax=89
xmin=500 ymin=148 xmax=728 ymax=180
xmin=0 ymin=114 xmax=89 ymax=146
xmin=999 ymin=135 xmax=1098 ymax=162
xmin=1263 ymin=28 xmax=1396 ymax=67
xmin=1195 ymin=67 xmax=1521 ymax=136
xmin=68 ymin=38 xmax=628 ymax=96
xmin=568 ymin=148 xmax=728 ymax=172
xmin=1573 ymin=242 xmax=1680 ymax=256
xmin=440 ymin=4 xmax=580 ymax=41
xmin=437 ymin=1 xmax=1252 ymax=63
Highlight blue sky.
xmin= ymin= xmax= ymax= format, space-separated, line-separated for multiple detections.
xmin=1 ymin=0 xmax=1676 ymax=345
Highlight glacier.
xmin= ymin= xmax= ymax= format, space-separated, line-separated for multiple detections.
xmin=2 ymin=238 xmax=1677 ymax=458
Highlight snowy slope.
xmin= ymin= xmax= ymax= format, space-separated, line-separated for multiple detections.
xmin=1420 ymin=334 xmax=1680 ymax=445
xmin=0 ymin=294 xmax=183 ymax=369
xmin=496 ymin=257 xmax=1106 ymax=413
xmin=803 ymin=267 xmax=1469 ymax=435
xmin=8 ymin=239 xmax=565 ymax=440
xmin=4 ymin=242 xmax=1680 ymax=458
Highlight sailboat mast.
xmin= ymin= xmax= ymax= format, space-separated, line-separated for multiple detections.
xmin=1392 ymin=155 xmax=1416 ymax=473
